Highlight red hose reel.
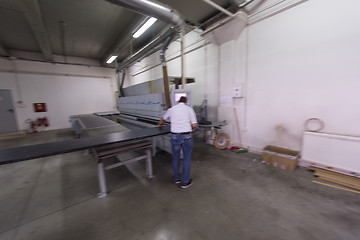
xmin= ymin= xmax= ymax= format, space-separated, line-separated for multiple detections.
xmin=26 ymin=118 xmax=48 ymax=133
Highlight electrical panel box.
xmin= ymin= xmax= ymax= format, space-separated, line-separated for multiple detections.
xmin=171 ymin=89 xmax=193 ymax=107
xmin=233 ymin=83 xmax=243 ymax=98
xmin=33 ymin=103 xmax=47 ymax=112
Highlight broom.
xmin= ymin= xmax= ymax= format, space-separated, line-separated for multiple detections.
xmin=232 ymin=107 xmax=248 ymax=153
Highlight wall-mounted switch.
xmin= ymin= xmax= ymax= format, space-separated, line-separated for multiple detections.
xmin=233 ymin=83 xmax=243 ymax=98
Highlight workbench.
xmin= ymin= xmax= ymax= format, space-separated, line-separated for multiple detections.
xmin=70 ymin=114 xmax=164 ymax=197
xmin=0 ymin=115 xmax=170 ymax=197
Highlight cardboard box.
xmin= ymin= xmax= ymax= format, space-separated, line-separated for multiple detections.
xmin=263 ymin=145 xmax=299 ymax=171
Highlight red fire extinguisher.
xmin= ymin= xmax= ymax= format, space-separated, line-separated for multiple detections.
xmin=43 ymin=117 xmax=49 ymax=127
xmin=37 ymin=118 xmax=43 ymax=126
xmin=31 ymin=121 xmax=38 ymax=133
xmin=25 ymin=119 xmax=38 ymax=133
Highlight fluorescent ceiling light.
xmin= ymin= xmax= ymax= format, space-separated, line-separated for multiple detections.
xmin=133 ymin=17 xmax=157 ymax=38
xmin=139 ymin=0 xmax=171 ymax=12
xmin=106 ymin=55 xmax=117 ymax=64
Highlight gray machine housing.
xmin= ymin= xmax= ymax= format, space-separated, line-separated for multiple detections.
xmin=117 ymin=78 xmax=193 ymax=154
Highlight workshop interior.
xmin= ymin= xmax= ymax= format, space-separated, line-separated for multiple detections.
xmin=0 ymin=0 xmax=360 ymax=240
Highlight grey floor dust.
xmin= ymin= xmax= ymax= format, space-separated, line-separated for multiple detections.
xmin=0 ymin=129 xmax=359 ymax=240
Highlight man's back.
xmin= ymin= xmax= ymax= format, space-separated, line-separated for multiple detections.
xmin=164 ymin=103 xmax=197 ymax=133
xmin=157 ymin=96 xmax=197 ymax=188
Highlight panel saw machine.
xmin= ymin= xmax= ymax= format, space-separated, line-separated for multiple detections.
xmin=68 ymin=77 xmax=194 ymax=197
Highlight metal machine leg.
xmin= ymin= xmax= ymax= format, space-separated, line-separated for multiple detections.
xmin=152 ymin=138 xmax=156 ymax=157
xmin=97 ymin=161 xmax=107 ymax=198
xmin=145 ymin=149 xmax=153 ymax=178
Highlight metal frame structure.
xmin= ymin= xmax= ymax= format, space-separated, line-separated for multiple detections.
xmin=94 ymin=140 xmax=153 ymax=198
xmin=71 ymin=114 xmax=156 ymax=197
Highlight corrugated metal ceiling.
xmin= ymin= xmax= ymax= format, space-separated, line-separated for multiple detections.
xmin=0 ymin=0 xmax=263 ymax=66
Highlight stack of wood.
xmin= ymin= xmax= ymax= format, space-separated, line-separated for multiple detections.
xmin=309 ymin=167 xmax=360 ymax=191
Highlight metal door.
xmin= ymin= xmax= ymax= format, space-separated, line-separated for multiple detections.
xmin=0 ymin=89 xmax=18 ymax=133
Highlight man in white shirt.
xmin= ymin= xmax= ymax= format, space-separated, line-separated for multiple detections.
xmin=157 ymin=96 xmax=198 ymax=188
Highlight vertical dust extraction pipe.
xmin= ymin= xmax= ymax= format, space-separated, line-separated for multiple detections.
xmin=160 ymin=34 xmax=175 ymax=108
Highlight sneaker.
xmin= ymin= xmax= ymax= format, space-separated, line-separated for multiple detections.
xmin=180 ymin=179 xmax=193 ymax=189
xmin=175 ymin=179 xmax=181 ymax=184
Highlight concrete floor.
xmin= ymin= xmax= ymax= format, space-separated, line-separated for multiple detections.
xmin=0 ymin=129 xmax=359 ymax=240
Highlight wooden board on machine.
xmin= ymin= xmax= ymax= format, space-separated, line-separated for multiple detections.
xmin=308 ymin=166 xmax=360 ymax=191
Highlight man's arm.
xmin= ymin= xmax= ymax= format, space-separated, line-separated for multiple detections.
xmin=189 ymin=108 xmax=198 ymax=129
xmin=157 ymin=117 xmax=165 ymax=127
xmin=158 ymin=109 xmax=171 ymax=127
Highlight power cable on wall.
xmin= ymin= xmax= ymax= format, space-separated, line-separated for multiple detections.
xmin=243 ymin=26 xmax=249 ymax=132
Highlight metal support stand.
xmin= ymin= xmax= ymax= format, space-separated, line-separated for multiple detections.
xmin=97 ymin=162 xmax=108 ymax=198
xmin=94 ymin=140 xmax=153 ymax=198
xmin=145 ymin=149 xmax=153 ymax=178
xmin=152 ymin=138 xmax=156 ymax=157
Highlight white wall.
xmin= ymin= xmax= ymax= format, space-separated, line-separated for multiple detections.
xmin=242 ymin=0 xmax=360 ymax=151
xmin=0 ymin=57 xmax=117 ymax=131
xmin=116 ymin=0 xmax=360 ymax=152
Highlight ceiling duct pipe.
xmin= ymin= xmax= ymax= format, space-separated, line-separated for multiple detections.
xmin=105 ymin=0 xmax=185 ymax=96
xmin=105 ymin=0 xmax=185 ymax=77
xmin=105 ymin=0 xmax=184 ymax=33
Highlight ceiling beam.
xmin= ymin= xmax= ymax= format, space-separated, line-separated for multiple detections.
xmin=0 ymin=41 xmax=9 ymax=56
xmin=17 ymin=0 xmax=53 ymax=61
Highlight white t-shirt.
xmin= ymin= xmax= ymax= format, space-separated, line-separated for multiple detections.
xmin=163 ymin=103 xmax=197 ymax=133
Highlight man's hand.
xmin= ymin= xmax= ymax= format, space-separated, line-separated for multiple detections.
xmin=157 ymin=118 xmax=165 ymax=127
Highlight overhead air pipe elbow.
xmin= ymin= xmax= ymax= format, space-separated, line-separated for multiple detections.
xmin=105 ymin=0 xmax=184 ymax=33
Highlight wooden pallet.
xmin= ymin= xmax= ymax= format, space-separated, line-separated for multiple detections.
xmin=308 ymin=166 xmax=360 ymax=191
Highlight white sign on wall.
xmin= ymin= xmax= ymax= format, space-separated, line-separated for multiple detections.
xmin=233 ymin=83 xmax=243 ymax=98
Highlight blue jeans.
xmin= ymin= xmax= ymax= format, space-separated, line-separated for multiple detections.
xmin=171 ymin=133 xmax=193 ymax=184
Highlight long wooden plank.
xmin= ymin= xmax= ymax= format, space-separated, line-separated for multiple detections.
xmin=312 ymin=180 xmax=360 ymax=194
xmin=318 ymin=176 xmax=360 ymax=191
xmin=314 ymin=171 xmax=360 ymax=187
xmin=310 ymin=168 xmax=360 ymax=186
xmin=308 ymin=166 xmax=356 ymax=176
xmin=310 ymin=166 xmax=360 ymax=178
